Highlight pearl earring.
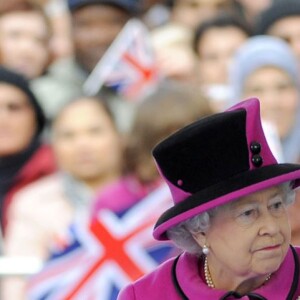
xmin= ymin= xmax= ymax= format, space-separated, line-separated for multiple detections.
xmin=202 ymin=245 xmax=209 ymax=255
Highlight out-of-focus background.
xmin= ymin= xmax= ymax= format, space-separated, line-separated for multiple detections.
xmin=1 ymin=0 xmax=300 ymax=299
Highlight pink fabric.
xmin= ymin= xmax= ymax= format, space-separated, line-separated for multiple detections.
xmin=91 ymin=175 xmax=163 ymax=216
xmin=227 ymin=98 xmax=277 ymax=169
xmin=2 ymin=144 xmax=56 ymax=232
xmin=4 ymin=174 xmax=74 ymax=260
xmin=118 ymin=246 xmax=300 ymax=299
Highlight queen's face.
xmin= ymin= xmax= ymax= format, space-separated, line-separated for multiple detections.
xmin=202 ymin=186 xmax=291 ymax=282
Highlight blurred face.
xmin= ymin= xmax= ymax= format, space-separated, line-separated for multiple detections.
xmin=267 ymin=16 xmax=300 ymax=61
xmin=72 ymin=4 xmax=130 ymax=73
xmin=243 ymin=66 xmax=299 ymax=139
xmin=235 ymin=0 xmax=272 ymax=16
xmin=142 ymin=0 xmax=165 ymax=11
xmin=172 ymin=0 xmax=231 ymax=28
xmin=52 ymin=99 xmax=122 ymax=187
xmin=196 ymin=26 xmax=248 ymax=85
xmin=195 ymin=186 xmax=291 ymax=289
xmin=0 ymin=11 xmax=50 ymax=79
xmin=0 ymin=83 xmax=36 ymax=156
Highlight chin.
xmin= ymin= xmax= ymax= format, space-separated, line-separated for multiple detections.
xmin=259 ymin=255 xmax=284 ymax=274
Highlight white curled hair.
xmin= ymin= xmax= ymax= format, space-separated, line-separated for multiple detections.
xmin=166 ymin=182 xmax=295 ymax=255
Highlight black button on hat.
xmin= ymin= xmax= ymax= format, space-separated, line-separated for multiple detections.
xmin=250 ymin=141 xmax=261 ymax=154
xmin=252 ymin=154 xmax=263 ymax=167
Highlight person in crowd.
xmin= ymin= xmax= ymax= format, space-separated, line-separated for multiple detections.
xmin=32 ymin=0 xmax=141 ymax=131
xmin=255 ymin=0 xmax=300 ymax=62
xmin=169 ymin=0 xmax=233 ymax=29
xmin=0 ymin=66 xmax=56 ymax=234
xmin=118 ymin=97 xmax=300 ymax=299
xmin=25 ymin=80 xmax=213 ymax=300
xmin=232 ymin=0 xmax=273 ymax=30
xmin=151 ymin=23 xmax=198 ymax=83
xmin=230 ymin=35 xmax=300 ymax=164
xmin=0 ymin=1 xmax=53 ymax=80
xmin=92 ymin=80 xmax=213 ymax=216
xmin=193 ymin=13 xmax=251 ymax=112
xmin=30 ymin=0 xmax=74 ymax=61
xmin=2 ymin=96 xmax=123 ymax=300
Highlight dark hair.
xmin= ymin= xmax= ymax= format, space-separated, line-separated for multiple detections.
xmin=255 ymin=0 xmax=300 ymax=35
xmin=193 ymin=12 xmax=252 ymax=55
xmin=67 ymin=0 xmax=141 ymax=15
xmin=124 ymin=79 xmax=213 ymax=183
xmin=0 ymin=66 xmax=46 ymax=135
xmin=51 ymin=95 xmax=116 ymax=130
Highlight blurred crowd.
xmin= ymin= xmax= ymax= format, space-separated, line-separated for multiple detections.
xmin=0 ymin=0 xmax=300 ymax=299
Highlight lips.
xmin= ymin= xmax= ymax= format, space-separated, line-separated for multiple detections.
xmin=257 ymin=244 xmax=281 ymax=251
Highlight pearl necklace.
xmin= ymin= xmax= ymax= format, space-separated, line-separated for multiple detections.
xmin=204 ymin=256 xmax=215 ymax=288
xmin=204 ymin=256 xmax=272 ymax=289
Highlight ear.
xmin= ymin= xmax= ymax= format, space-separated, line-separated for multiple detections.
xmin=191 ymin=231 xmax=207 ymax=248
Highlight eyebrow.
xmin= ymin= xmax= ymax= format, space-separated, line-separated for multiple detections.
xmin=231 ymin=190 xmax=282 ymax=208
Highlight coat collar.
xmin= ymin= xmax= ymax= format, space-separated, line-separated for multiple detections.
xmin=173 ymin=246 xmax=300 ymax=300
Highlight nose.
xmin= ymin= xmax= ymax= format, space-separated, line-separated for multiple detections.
xmin=258 ymin=210 xmax=280 ymax=236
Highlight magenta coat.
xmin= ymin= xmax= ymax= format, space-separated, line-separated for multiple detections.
xmin=118 ymin=246 xmax=300 ymax=300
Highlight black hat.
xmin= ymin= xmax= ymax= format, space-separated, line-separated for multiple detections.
xmin=152 ymin=98 xmax=300 ymax=240
xmin=255 ymin=0 xmax=300 ymax=34
xmin=67 ymin=0 xmax=141 ymax=14
xmin=0 ymin=67 xmax=45 ymax=135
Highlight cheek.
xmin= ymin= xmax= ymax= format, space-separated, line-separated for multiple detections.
xmin=0 ymin=37 xmax=18 ymax=57
xmin=281 ymin=92 xmax=298 ymax=111
xmin=5 ymin=116 xmax=37 ymax=152
xmin=73 ymin=29 xmax=94 ymax=52
xmin=18 ymin=112 xmax=37 ymax=134
xmin=281 ymin=216 xmax=292 ymax=244
xmin=53 ymin=143 xmax=75 ymax=167
xmin=199 ymin=61 xmax=221 ymax=82
xmin=209 ymin=219 xmax=256 ymax=266
xmin=210 ymin=234 xmax=253 ymax=274
xmin=94 ymin=135 xmax=121 ymax=160
xmin=32 ymin=44 xmax=49 ymax=62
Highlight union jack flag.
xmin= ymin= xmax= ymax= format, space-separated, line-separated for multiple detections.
xmin=83 ymin=18 xmax=160 ymax=101
xmin=26 ymin=184 xmax=176 ymax=300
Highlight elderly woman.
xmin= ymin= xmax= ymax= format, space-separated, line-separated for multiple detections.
xmin=118 ymin=98 xmax=300 ymax=299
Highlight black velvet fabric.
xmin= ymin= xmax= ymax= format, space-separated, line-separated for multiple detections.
xmin=153 ymin=110 xmax=249 ymax=193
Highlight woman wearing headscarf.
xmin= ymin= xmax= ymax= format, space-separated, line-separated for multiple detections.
xmin=118 ymin=98 xmax=300 ymax=299
xmin=229 ymin=35 xmax=300 ymax=164
xmin=0 ymin=66 xmax=56 ymax=233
